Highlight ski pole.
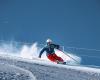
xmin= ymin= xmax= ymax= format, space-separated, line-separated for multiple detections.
xmin=59 ymin=50 xmax=80 ymax=64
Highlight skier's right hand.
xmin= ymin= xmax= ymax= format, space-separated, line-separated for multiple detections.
xmin=39 ymin=56 xmax=41 ymax=58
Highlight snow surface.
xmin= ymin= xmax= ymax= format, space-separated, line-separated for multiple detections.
xmin=0 ymin=54 xmax=100 ymax=80
xmin=0 ymin=63 xmax=36 ymax=80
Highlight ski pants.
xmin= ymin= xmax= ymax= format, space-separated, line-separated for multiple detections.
xmin=47 ymin=53 xmax=64 ymax=63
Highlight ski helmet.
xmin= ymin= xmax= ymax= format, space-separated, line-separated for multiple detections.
xmin=46 ymin=39 xmax=52 ymax=43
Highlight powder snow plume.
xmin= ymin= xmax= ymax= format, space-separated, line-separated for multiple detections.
xmin=0 ymin=41 xmax=81 ymax=64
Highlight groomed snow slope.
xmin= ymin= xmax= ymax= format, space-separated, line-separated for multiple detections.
xmin=0 ymin=63 xmax=36 ymax=80
xmin=0 ymin=54 xmax=100 ymax=80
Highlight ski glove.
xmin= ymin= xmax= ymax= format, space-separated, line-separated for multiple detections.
xmin=39 ymin=55 xmax=41 ymax=58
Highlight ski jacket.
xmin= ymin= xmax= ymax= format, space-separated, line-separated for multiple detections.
xmin=39 ymin=44 xmax=59 ymax=58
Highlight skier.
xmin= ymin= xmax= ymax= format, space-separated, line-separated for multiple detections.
xmin=39 ymin=39 xmax=66 ymax=64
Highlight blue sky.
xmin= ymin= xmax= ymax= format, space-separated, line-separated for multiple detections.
xmin=0 ymin=0 xmax=100 ymax=50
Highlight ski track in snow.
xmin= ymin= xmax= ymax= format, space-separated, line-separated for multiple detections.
xmin=0 ymin=63 xmax=36 ymax=80
xmin=0 ymin=54 xmax=100 ymax=80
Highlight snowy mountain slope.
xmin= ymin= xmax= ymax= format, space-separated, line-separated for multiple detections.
xmin=0 ymin=63 xmax=36 ymax=80
xmin=0 ymin=54 xmax=100 ymax=80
